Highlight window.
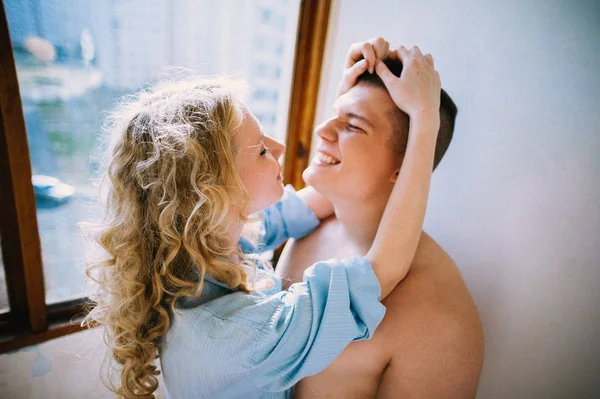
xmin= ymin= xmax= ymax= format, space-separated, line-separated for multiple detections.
xmin=3 ymin=0 xmax=301 ymax=306
xmin=0 ymin=0 xmax=331 ymax=351
xmin=261 ymin=8 xmax=272 ymax=24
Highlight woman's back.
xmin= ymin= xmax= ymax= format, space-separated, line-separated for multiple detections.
xmin=159 ymin=188 xmax=386 ymax=398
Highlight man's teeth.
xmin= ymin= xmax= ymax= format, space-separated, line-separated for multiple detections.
xmin=317 ymin=152 xmax=340 ymax=165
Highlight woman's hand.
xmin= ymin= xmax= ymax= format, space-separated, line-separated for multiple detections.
xmin=297 ymin=186 xmax=334 ymax=220
xmin=375 ymin=45 xmax=441 ymax=122
xmin=336 ymin=37 xmax=393 ymax=97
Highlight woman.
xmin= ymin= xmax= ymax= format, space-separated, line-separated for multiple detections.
xmin=82 ymin=40 xmax=441 ymax=398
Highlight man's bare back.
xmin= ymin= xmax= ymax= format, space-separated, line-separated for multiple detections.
xmin=275 ymin=217 xmax=484 ymax=398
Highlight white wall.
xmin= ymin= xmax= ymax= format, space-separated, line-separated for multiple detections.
xmin=315 ymin=1 xmax=600 ymax=398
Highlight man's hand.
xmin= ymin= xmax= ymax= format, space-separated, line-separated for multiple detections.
xmin=375 ymin=45 xmax=441 ymax=121
xmin=336 ymin=37 xmax=393 ymax=97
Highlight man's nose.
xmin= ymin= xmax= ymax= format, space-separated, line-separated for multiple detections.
xmin=315 ymin=118 xmax=339 ymax=143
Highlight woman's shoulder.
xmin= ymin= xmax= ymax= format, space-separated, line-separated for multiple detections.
xmin=172 ymin=279 xmax=284 ymax=331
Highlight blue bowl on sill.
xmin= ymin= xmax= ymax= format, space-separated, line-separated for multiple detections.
xmin=32 ymin=175 xmax=75 ymax=205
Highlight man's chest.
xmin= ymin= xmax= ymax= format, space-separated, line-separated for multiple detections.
xmin=275 ymin=218 xmax=362 ymax=288
xmin=275 ymin=219 xmax=390 ymax=398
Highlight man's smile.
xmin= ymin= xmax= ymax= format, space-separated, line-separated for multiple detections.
xmin=314 ymin=150 xmax=341 ymax=165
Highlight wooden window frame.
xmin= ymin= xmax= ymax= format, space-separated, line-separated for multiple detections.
xmin=0 ymin=0 xmax=331 ymax=353
xmin=283 ymin=0 xmax=332 ymax=188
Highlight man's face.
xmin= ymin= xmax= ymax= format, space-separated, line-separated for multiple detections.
xmin=303 ymin=83 xmax=406 ymax=202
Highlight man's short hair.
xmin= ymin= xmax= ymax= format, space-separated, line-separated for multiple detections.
xmin=356 ymin=59 xmax=457 ymax=170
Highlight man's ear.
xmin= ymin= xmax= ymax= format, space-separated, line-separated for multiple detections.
xmin=390 ymin=168 xmax=400 ymax=183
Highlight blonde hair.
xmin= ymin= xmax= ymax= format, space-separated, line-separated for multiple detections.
xmin=80 ymin=75 xmax=266 ymax=398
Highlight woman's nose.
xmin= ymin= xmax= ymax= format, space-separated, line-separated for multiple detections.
xmin=315 ymin=119 xmax=338 ymax=143
xmin=266 ymin=137 xmax=285 ymax=158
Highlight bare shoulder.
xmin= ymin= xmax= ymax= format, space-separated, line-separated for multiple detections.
xmin=276 ymin=216 xmax=351 ymax=290
xmin=375 ymin=233 xmax=484 ymax=399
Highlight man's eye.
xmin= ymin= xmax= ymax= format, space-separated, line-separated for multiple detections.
xmin=348 ymin=123 xmax=364 ymax=133
xmin=260 ymin=146 xmax=269 ymax=156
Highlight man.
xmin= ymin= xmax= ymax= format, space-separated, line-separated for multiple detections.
xmin=275 ymin=39 xmax=484 ymax=398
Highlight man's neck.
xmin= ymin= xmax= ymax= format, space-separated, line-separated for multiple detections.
xmin=330 ymin=194 xmax=389 ymax=255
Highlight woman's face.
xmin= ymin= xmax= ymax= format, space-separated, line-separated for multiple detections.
xmin=234 ymin=108 xmax=285 ymax=215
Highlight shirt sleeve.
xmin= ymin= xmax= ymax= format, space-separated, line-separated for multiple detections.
xmin=247 ymin=256 xmax=387 ymax=392
xmin=257 ymin=184 xmax=320 ymax=252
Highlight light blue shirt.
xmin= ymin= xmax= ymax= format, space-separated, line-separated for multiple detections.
xmin=160 ymin=185 xmax=387 ymax=399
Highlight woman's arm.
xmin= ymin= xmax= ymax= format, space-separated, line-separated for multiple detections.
xmin=256 ymin=185 xmax=320 ymax=251
xmin=365 ymin=46 xmax=442 ymax=300
xmin=337 ymin=37 xmax=393 ymax=96
xmin=296 ymin=186 xmax=334 ymax=220
xmin=247 ymin=257 xmax=386 ymax=391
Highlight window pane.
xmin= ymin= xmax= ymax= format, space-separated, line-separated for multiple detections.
xmin=5 ymin=0 xmax=300 ymax=305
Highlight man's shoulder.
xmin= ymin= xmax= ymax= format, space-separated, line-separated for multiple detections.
xmin=384 ymin=235 xmax=482 ymax=338
xmin=379 ymin=240 xmax=484 ymax=395
xmin=384 ymin=256 xmax=481 ymax=329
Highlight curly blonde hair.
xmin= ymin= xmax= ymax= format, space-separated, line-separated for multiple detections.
xmin=80 ymin=75 xmax=264 ymax=398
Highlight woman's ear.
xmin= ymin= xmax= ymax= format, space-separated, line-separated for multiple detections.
xmin=390 ymin=168 xmax=400 ymax=183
